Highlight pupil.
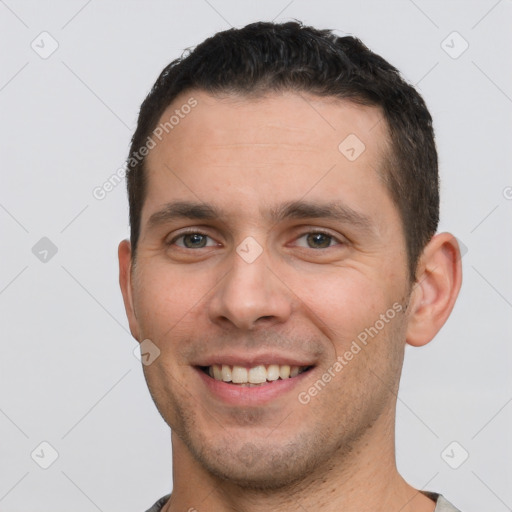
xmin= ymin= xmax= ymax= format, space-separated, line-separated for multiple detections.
xmin=307 ymin=233 xmax=331 ymax=249
xmin=185 ymin=234 xmax=206 ymax=248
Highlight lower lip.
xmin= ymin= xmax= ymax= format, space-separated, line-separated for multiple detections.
xmin=195 ymin=367 xmax=313 ymax=406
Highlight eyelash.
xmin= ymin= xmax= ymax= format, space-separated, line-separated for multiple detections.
xmin=294 ymin=230 xmax=343 ymax=249
xmin=167 ymin=229 xmax=344 ymax=249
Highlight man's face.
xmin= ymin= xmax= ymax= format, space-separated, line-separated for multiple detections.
xmin=122 ymin=90 xmax=414 ymax=488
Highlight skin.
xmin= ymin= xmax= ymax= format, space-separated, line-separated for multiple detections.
xmin=119 ymin=90 xmax=462 ymax=512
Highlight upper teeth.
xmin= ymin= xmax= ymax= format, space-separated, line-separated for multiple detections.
xmin=208 ymin=364 xmax=306 ymax=384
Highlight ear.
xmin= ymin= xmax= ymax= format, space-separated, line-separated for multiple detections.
xmin=118 ymin=239 xmax=140 ymax=342
xmin=405 ymin=232 xmax=463 ymax=347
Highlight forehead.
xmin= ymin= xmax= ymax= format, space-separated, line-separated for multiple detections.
xmin=150 ymin=90 xmax=388 ymax=156
xmin=142 ymin=90 xmax=394 ymax=224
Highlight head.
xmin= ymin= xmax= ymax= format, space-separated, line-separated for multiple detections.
xmin=119 ymin=21 xmax=461 ymax=490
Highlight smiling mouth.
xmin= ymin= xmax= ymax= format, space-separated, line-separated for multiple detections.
xmin=199 ymin=364 xmax=313 ymax=387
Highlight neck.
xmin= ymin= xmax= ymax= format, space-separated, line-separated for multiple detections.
xmin=164 ymin=410 xmax=435 ymax=512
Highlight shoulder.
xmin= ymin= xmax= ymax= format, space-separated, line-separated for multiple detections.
xmin=144 ymin=494 xmax=171 ymax=512
xmin=424 ymin=491 xmax=463 ymax=512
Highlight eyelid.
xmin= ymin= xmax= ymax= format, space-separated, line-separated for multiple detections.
xmin=166 ymin=227 xmax=220 ymax=247
xmin=290 ymin=227 xmax=346 ymax=247
xmin=165 ymin=226 xmax=347 ymax=249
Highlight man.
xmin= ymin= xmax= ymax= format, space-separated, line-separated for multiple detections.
xmin=119 ymin=21 xmax=463 ymax=512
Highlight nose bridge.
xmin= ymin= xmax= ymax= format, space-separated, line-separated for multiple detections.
xmin=208 ymin=244 xmax=292 ymax=330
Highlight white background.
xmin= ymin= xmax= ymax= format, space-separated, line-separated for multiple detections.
xmin=0 ymin=1 xmax=511 ymax=511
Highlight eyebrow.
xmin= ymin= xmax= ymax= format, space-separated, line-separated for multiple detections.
xmin=147 ymin=201 xmax=219 ymax=229
xmin=146 ymin=199 xmax=375 ymax=234
xmin=268 ymin=200 xmax=375 ymax=234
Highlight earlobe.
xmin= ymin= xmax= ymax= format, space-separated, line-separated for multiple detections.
xmin=405 ymin=233 xmax=463 ymax=347
xmin=118 ymin=239 xmax=140 ymax=341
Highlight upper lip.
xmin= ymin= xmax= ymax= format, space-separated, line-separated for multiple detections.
xmin=193 ymin=352 xmax=316 ymax=368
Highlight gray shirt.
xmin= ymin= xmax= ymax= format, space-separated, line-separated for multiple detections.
xmin=145 ymin=492 xmax=462 ymax=511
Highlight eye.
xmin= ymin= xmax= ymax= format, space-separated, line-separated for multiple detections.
xmin=295 ymin=232 xmax=341 ymax=249
xmin=171 ymin=232 xmax=217 ymax=249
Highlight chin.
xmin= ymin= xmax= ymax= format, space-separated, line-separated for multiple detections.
xmin=187 ymin=434 xmax=324 ymax=491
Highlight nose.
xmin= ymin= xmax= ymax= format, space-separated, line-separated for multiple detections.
xmin=208 ymin=248 xmax=293 ymax=331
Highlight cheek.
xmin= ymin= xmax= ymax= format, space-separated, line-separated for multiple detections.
xmin=296 ymin=269 xmax=398 ymax=340
xmin=292 ymin=267 xmax=409 ymax=378
xmin=132 ymin=261 xmax=214 ymax=341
